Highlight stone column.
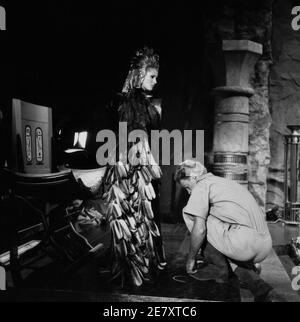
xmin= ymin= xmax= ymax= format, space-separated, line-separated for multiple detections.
xmin=212 ymin=40 xmax=262 ymax=187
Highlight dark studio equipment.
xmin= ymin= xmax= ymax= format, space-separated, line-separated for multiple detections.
xmin=0 ymin=167 xmax=103 ymax=286
xmin=284 ymin=125 xmax=300 ymax=224
xmin=0 ymin=99 xmax=105 ymax=287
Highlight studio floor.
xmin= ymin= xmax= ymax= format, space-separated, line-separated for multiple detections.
xmin=0 ymin=222 xmax=300 ymax=302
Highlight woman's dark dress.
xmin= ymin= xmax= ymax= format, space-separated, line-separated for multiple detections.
xmin=98 ymin=88 xmax=167 ymax=287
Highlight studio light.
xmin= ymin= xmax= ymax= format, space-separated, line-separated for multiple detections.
xmin=65 ymin=131 xmax=88 ymax=154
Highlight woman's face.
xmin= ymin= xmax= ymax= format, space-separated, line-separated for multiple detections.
xmin=141 ymin=68 xmax=158 ymax=91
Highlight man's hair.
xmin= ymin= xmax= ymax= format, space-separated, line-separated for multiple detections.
xmin=174 ymin=160 xmax=207 ymax=182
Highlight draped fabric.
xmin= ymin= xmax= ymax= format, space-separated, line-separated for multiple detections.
xmin=98 ymin=88 xmax=166 ymax=287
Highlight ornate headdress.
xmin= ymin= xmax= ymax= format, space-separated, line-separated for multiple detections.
xmin=122 ymin=46 xmax=159 ymax=93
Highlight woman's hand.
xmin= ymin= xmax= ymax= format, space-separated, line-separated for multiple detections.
xmin=186 ymin=256 xmax=197 ymax=275
xmin=154 ymin=104 xmax=161 ymax=116
xmin=151 ymin=98 xmax=162 ymax=117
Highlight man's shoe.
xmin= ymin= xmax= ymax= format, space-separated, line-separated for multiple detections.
xmin=239 ymin=263 xmax=261 ymax=288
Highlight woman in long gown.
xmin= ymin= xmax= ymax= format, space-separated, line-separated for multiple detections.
xmin=99 ymin=47 xmax=167 ymax=287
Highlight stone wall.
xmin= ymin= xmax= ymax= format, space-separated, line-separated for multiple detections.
xmin=267 ymin=0 xmax=300 ymax=210
xmin=249 ymin=60 xmax=272 ymax=208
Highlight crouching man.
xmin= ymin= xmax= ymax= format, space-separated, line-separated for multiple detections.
xmin=175 ymin=160 xmax=283 ymax=302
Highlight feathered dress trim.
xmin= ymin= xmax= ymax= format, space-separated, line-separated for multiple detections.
xmin=99 ymin=90 xmax=166 ymax=287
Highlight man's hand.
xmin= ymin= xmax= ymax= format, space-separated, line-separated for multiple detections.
xmin=186 ymin=256 xmax=197 ymax=274
xmin=186 ymin=216 xmax=206 ymax=275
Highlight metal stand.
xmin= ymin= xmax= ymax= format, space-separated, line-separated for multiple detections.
xmin=284 ymin=125 xmax=300 ymax=225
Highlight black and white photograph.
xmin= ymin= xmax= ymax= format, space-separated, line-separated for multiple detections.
xmin=0 ymin=0 xmax=300 ymax=308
